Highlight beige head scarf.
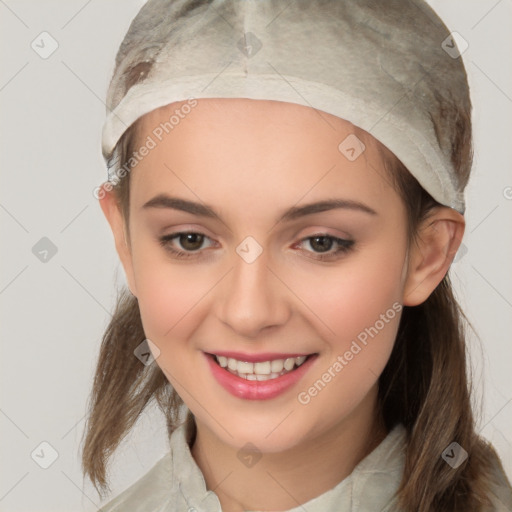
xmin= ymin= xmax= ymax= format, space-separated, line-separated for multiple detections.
xmin=102 ymin=0 xmax=471 ymax=213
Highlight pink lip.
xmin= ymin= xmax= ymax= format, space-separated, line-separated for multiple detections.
xmin=205 ymin=353 xmax=318 ymax=400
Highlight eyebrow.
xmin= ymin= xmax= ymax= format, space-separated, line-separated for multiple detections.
xmin=142 ymin=194 xmax=378 ymax=222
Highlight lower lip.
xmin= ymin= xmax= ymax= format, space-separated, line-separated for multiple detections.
xmin=205 ymin=353 xmax=317 ymax=400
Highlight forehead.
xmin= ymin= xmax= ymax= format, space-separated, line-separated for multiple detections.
xmin=129 ymin=98 xmax=401 ymax=218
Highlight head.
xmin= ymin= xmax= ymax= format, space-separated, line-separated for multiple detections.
xmin=82 ymin=1 xmax=502 ymax=510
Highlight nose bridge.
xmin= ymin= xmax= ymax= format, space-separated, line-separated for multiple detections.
xmin=216 ymin=249 xmax=289 ymax=337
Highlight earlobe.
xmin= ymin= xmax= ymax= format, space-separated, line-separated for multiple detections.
xmin=98 ymin=183 xmax=138 ymax=297
xmin=403 ymin=207 xmax=465 ymax=306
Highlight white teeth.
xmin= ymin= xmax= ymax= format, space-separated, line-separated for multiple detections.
xmin=284 ymin=358 xmax=295 ymax=371
xmin=271 ymin=359 xmax=284 ymax=373
xmin=214 ymin=354 xmax=311 ymax=380
xmin=295 ymin=356 xmax=307 ymax=366
xmin=237 ymin=361 xmax=254 ymax=374
xmin=254 ymin=361 xmax=271 ymax=375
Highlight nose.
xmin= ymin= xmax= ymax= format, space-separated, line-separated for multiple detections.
xmin=215 ymin=251 xmax=291 ymax=339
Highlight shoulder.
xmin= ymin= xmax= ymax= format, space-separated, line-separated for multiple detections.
xmin=98 ymin=452 xmax=174 ymax=512
xmin=97 ymin=415 xmax=205 ymax=512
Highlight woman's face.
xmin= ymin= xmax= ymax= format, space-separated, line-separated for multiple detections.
xmin=120 ymin=98 xmax=411 ymax=451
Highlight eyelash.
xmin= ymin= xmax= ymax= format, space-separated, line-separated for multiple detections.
xmin=158 ymin=231 xmax=354 ymax=262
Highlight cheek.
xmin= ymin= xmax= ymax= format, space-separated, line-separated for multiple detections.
xmin=291 ymin=241 xmax=405 ymax=409
xmin=135 ymin=265 xmax=210 ymax=342
xmin=133 ymin=262 xmax=212 ymax=388
xmin=129 ymin=238 xmax=206 ymax=342
xmin=292 ymin=238 xmax=406 ymax=339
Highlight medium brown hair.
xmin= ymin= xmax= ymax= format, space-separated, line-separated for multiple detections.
xmin=82 ymin=103 xmax=508 ymax=510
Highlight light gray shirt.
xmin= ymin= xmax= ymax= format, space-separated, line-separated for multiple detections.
xmin=98 ymin=414 xmax=512 ymax=512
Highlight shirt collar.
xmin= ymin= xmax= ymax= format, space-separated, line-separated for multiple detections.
xmin=170 ymin=411 xmax=406 ymax=512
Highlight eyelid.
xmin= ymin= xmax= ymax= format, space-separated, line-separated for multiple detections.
xmin=159 ymin=223 xmax=217 ymax=238
xmin=294 ymin=225 xmax=354 ymax=240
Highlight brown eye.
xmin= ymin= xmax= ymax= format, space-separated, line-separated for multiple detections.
xmin=296 ymin=234 xmax=354 ymax=261
xmin=159 ymin=231 xmax=215 ymax=260
xmin=178 ymin=233 xmax=205 ymax=251
xmin=309 ymin=236 xmax=335 ymax=253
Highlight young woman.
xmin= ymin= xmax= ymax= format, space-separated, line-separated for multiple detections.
xmin=82 ymin=1 xmax=512 ymax=510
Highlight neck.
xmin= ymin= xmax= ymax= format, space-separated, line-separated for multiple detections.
xmin=190 ymin=385 xmax=387 ymax=512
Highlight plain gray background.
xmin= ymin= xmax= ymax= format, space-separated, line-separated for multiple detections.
xmin=1 ymin=1 xmax=511 ymax=510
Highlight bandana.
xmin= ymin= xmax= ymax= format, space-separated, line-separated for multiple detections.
xmin=101 ymin=0 xmax=471 ymax=213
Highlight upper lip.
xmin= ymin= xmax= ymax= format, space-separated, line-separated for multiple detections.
xmin=207 ymin=351 xmax=314 ymax=362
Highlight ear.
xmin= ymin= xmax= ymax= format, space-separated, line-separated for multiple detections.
xmin=98 ymin=183 xmax=138 ymax=297
xmin=403 ymin=207 xmax=465 ymax=306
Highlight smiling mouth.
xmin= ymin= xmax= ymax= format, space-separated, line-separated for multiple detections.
xmin=210 ymin=354 xmax=315 ymax=381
